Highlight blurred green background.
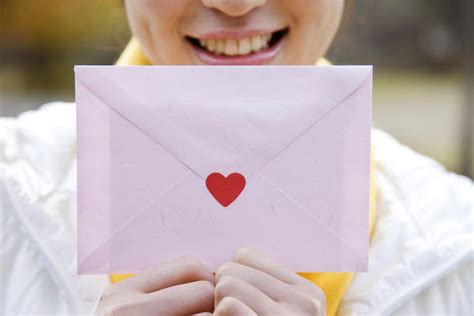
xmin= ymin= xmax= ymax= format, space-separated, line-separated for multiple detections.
xmin=0 ymin=0 xmax=472 ymax=177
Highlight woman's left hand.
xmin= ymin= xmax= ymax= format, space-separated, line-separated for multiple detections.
xmin=213 ymin=248 xmax=326 ymax=316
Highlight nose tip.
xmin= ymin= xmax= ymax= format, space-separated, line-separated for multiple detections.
xmin=202 ymin=0 xmax=266 ymax=17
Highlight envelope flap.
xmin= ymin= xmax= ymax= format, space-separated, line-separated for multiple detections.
xmin=75 ymin=66 xmax=371 ymax=178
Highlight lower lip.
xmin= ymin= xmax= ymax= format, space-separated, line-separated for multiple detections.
xmin=190 ymin=36 xmax=285 ymax=66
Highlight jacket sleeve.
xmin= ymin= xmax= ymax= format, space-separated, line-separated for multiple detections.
xmin=0 ymin=104 xmax=109 ymax=314
xmin=393 ymin=260 xmax=473 ymax=315
xmin=339 ymin=129 xmax=473 ymax=315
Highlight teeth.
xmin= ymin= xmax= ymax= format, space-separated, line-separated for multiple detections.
xmin=207 ymin=39 xmax=216 ymax=52
xmin=238 ymin=37 xmax=251 ymax=55
xmin=225 ymin=39 xmax=238 ymax=55
xmin=216 ymin=39 xmax=225 ymax=54
xmin=250 ymin=35 xmax=262 ymax=52
xmin=239 ymin=38 xmax=252 ymax=55
xmin=197 ymin=33 xmax=273 ymax=56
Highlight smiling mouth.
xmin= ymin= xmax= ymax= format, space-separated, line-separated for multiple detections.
xmin=185 ymin=28 xmax=288 ymax=58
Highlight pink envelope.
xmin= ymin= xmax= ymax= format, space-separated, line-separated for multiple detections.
xmin=75 ymin=66 xmax=372 ymax=274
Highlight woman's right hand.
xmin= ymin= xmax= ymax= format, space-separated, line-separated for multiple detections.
xmin=96 ymin=256 xmax=215 ymax=316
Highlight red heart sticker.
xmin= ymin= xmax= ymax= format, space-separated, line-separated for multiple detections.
xmin=206 ymin=172 xmax=246 ymax=207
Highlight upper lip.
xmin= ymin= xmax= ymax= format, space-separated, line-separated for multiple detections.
xmin=188 ymin=27 xmax=286 ymax=40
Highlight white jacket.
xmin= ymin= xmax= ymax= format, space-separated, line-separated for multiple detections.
xmin=0 ymin=102 xmax=472 ymax=315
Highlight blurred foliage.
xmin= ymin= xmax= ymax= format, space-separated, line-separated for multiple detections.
xmin=330 ymin=0 xmax=466 ymax=69
xmin=0 ymin=0 xmax=130 ymax=91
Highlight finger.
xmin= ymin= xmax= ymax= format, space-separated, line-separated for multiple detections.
xmin=234 ymin=248 xmax=303 ymax=285
xmin=146 ymin=280 xmax=215 ymax=315
xmin=117 ymin=256 xmax=214 ymax=292
xmin=214 ymin=297 xmax=257 ymax=316
xmin=215 ymin=276 xmax=276 ymax=314
xmin=216 ymin=262 xmax=291 ymax=301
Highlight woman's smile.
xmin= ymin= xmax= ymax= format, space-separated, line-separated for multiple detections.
xmin=124 ymin=0 xmax=344 ymax=66
xmin=186 ymin=27 xmax=289 ymax=65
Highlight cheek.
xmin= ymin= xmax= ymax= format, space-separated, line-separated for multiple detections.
xmin=126 ymin=0 xmax=194 ymax=63
xmin=285 ymin=0 xmax=343 ymax=59
xmin=129 ymin=0 xmax=186 ymax=17
xmin=128 ymin=0 xmax=185 ymax=31
xmin=289 ymin=0 xmax=342 ymax=32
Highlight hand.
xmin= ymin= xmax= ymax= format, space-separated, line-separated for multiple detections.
xmin=214 ymin=248 xmax=326 ymax=316
xmin=96 ymin=256 xmax=215 ymax=316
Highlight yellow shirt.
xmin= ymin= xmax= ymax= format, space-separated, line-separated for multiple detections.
xmin=110 ymin=38 xmax=377 ymax=316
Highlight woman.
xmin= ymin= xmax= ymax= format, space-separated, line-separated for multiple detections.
xmin=1 ymin=1 xmax=472 ymax=315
